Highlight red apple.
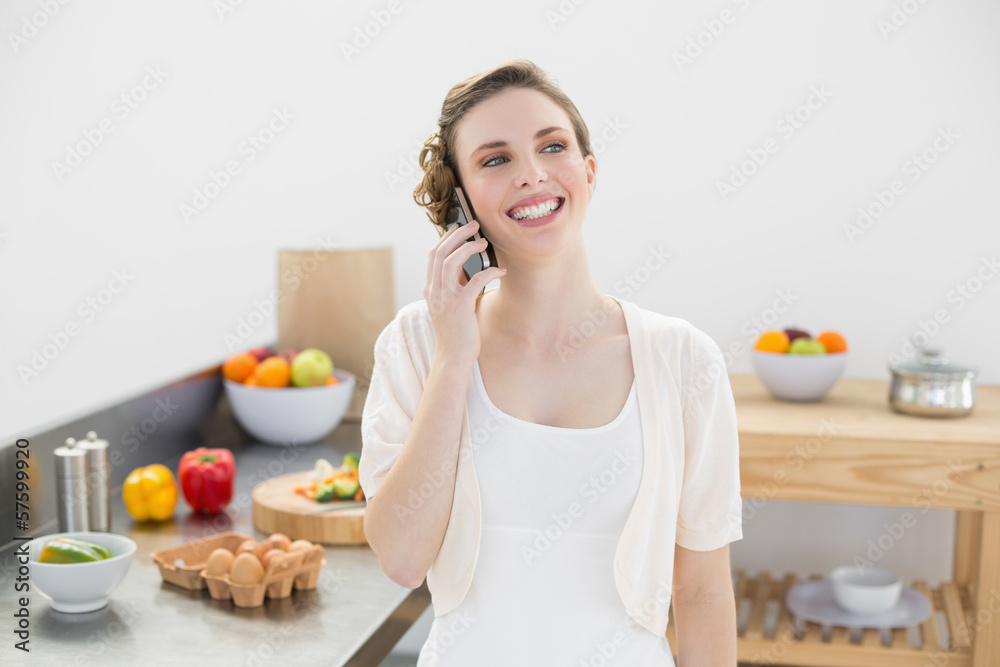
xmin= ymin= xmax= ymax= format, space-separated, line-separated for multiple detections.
xmin=247 ymin=347 xmax=275 ymax=362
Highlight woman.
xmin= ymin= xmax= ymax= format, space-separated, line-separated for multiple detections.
xmin=360 ymin=60 xmax=743 ymax=665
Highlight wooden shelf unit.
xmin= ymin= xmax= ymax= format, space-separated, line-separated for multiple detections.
xmin=720 ymin=376 xmax=1000 ymax=667
xmin=667 ymin=571 xmax=977 ymax=666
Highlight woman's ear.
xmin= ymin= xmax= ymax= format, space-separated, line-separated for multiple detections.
xmin=586 ymin=153 xmax=597 ymax=198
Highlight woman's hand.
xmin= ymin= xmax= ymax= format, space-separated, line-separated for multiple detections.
xmin=424 ymin=220 xmax=505 ymax=367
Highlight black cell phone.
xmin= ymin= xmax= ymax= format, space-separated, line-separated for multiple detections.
xmin=448 ymin=186 xmax=492 ymax=281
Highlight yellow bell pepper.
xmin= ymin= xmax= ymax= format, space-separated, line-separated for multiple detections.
xmin=122 ymin=464 xmax=178 ymax=521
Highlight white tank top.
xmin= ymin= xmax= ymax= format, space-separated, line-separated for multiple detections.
xmin=417 ymin=360 xmax=675 ymax=666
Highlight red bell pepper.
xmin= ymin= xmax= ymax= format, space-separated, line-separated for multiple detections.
xmin=178 ymin=448 xmax=235 ymax=514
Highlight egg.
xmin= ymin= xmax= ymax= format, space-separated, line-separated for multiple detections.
xmin=205 ymin=548 xmax=235 ymax=576
xmin=263 ymin=533 xmax=292 ymax=553
xmin=260 ymin=548 xmax=286 ymax=571
xmin=287 ymin=539 xmax=312 ymax=553
xmin=230 ymin=552 xmax=265 ymax=585
xmin=236 ymin=540 xmax=258 ymax=557
xmin=289 ymin=539 xmax=321 ymax=564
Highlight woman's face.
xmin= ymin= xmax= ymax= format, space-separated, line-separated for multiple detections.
xmin=452 ymin=87 xmax=596 ymax=266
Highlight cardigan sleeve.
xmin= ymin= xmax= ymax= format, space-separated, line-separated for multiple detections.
xmin=358 ymin=309 xmax=425 ymax=500
xmin=675 ymin=328 xmax=744 ymax=551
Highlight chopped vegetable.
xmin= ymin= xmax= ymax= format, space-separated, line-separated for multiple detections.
xmin=295 ymin=454 xmax=365 ymax=503
xmin=315 ymin=482 xmax=336 ymax=503
xmin=39 ymin=537 xmax=112 ymax=563
xmin=308 ymin=458 xmax=336 ymax=482
xmin=333 ymin=478 xmax=359 ymax=500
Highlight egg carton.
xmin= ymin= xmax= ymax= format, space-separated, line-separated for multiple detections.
xmin=152 ymin=531 xmax=253 ymax=590
xmin=151 ymin=531 xmax=326 ymax=608
xmin=201 ymin=544 xmax=325 ymax=608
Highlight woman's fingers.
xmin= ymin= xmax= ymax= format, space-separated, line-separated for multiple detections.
xmin=441 ymin=238 xmax=488 ymax=281
xmin=426 ymin=223 xmax=468 ymax=296
xmin=465 ymin=265 xmax=506 ymax=293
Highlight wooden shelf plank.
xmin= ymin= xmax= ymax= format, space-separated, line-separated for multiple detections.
xmin=830 ymin=625 xmax=850 ymax=645
xmin=912 ymin=581 xmax=942 ymax=651
xmin=972 ymin=512 xmax=1000 ymax=667
xmin=943 ymin=583 xmax=973 ymax=648
xmin=776 ymin=573 xmax=799 ymax=642
xmin=954 ymin=511 xmax=982 ymax=589
xmin=745 ymin=572 xmax=771 ymax=640
xmin=736 ymin=635 xmax=972 ymax=667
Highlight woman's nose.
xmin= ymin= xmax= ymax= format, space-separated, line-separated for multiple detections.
xmin=515 ymin=154 xmax=546 ymax=187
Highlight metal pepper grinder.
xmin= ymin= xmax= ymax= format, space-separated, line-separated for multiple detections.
xmin=54 ymin=437 xmax=90 ymax=532
xmin=78 ymin=431 xmax=111 ymax=531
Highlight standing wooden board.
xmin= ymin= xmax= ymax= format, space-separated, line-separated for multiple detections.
xmin=252 ymin=471 xmax=367 ymax=545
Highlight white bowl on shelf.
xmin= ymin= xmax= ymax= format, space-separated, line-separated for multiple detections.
xmin=752 ymin=351 xmax=848 ymax=402
xmin=224 ymin=369 xmax=356 ymax=445
xmin=28 ymin=532 xmax=137 ymax=613
xmin=830 ymin=566 xmax=902 ymax=615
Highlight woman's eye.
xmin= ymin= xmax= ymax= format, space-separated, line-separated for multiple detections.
xmin=482 ymin=154 xmax=508 ymax=167
xmin=542 ymin=142 xmax=566 ymax=153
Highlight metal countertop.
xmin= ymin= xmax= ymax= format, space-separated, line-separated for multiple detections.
xmin=0 ymin=422 xmax=429 ymax=667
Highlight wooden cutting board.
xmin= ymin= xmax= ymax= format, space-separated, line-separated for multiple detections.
xmin=252 ymin=471 xmax=367 ymax=545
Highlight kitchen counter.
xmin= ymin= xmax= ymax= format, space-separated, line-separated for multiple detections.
xmin=0 ymin=420 xmax=428 ymax=667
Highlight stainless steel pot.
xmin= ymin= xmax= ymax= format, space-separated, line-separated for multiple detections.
xmin=888 ymin=347 xmax=976 ymax=417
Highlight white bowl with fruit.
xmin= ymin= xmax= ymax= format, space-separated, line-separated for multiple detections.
xmin=29 ymin=532 xmax=137 ymax=613
xmin=222 ymin=347 xmax=356 ymax=445
xmin=752 ymin=328 xmax=848 ymax=402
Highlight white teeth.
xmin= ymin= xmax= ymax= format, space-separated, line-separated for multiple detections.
xmin=510 ymin=199 xmax=561 ymax=221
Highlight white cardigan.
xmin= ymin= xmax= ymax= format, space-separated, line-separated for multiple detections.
xmin=359 ymin=295 xmax=743 ymax=637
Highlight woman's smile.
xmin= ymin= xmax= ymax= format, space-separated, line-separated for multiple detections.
xmin=507 ymin=194 xmax=565 ymax=226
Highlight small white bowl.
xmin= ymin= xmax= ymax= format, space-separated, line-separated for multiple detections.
xmin=224 ymin=369 xmax=356 ymax=445
xmin=29 ymin=532 xmax=137 ymax=613
xmin=830 ymin=566 xmax=902 ymax=615
xmin=752 ymin=351 xmax=848 ymax=402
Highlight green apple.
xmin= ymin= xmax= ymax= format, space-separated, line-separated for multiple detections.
xmin=788 ymin=338 xmax=826 ymax=355
xmin=290 ymin=348 xmax=334 ymax=387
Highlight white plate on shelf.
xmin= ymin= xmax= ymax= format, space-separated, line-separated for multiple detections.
xmin=786 ymin=581 xmax=931 ymax=629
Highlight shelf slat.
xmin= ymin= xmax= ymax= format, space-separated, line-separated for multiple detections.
xmin=942 ymin=582 xmax=972 ymax=648
xmin=912 ymin=580 xmax=942 ymax=651
xmin=745 ymin=572 xmax=771 ymax=640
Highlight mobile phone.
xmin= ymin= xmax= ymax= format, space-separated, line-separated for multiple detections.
xmin=448 ymin=186 xmax=492 ymax=281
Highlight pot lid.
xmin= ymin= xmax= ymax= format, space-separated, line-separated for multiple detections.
xmin=890 ymin=346 xmax=977 ymax=379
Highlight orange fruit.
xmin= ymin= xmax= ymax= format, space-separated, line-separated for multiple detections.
xmin=243 ymin=376 xmax=258 ymax=387
xmin=223 ymin=353 xmax=258 ymax=383
xmin=755 ymin=330 xmax=791 ymax=353
xmin=817 ymin=331 xmax=848 ymax=353
xmin=325 ymin=376 xmax=339 ymax=386
xmin=254 ymin=357 xmax=291 ymax=388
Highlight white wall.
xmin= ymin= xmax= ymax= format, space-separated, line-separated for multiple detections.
xmin=3 ymin=0 xmax=998 ymax=586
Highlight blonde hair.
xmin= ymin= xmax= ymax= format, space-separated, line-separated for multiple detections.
xmin=413 ymin=60 xmax=593 ymax=246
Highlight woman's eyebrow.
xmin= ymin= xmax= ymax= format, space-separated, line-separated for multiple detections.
xmin=471 ymin=126 xmax=569 ymax=155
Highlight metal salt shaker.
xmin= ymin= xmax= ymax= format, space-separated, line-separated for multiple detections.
xmin=54 ymin=437 xmax=90 ymax=532
xmin=79 ymin=431 xmax=111 ymax=531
